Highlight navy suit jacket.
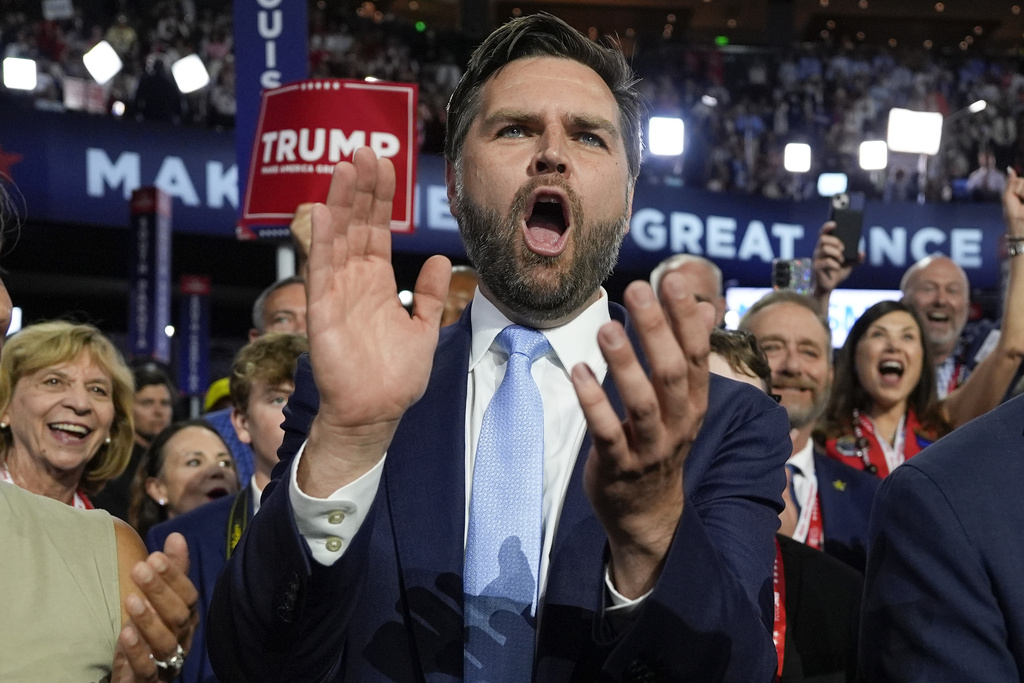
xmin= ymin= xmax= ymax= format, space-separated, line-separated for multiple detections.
xmin=814 ymin=452 xmax=879 ymax=573
xmin=860 ymin=394 xmax=1024 ymax=681
xmin=207 ymin=303 xmax=791 ymax=682
xmin=148 ymin=490 xmax=254 ymax=683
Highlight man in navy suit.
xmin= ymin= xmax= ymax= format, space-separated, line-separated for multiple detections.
xmin=208 ymin=14 xmax=789 ymax=681
xmin=148 ymin=333 xmax=308 ymax=682
xmin=741 ymin=291 xmax=878 ymax=571
xmin=861 ymin=392 xmax=1024 ymax=680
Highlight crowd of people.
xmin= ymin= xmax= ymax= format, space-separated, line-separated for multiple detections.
xmin=4 ymin=0 xmax=1024 ymax=201
xmin=3 ymin=8 xmax=1024 ymax=683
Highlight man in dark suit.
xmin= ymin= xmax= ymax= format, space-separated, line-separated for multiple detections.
xmin=708 ymin=327 xmax=863 ymax=683
xmin=860 ymin=393 xmax=1024 ymax=680
xmin=208 ymin=14 xmax=789 ymax=681
xmin=148 ymin=333 xmax=307 ymax=682
xmin=740 ymin=291 xmax=879 ymax=572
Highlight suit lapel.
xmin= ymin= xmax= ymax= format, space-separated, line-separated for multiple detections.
xmin=384 ymin=318 xmax=471 ymax=675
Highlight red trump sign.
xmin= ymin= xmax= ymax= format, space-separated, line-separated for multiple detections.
xmin=239 ymin=78 xmax=418 ymax=235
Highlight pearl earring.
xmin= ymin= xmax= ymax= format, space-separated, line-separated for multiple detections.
xmin=157 ymin=499 xmax=166 ymax=506
xmin=0 ymin=423 xmax=6 ymax=429
xmin=104 ymin=437 xmax=111 ymax=445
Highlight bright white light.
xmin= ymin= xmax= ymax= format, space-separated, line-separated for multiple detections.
xmin=968 ymin=99 xmax=987 ymax=113
xmin=398 ymin=290 xmax=414 ymax=307
xmin=649 ymin=117 xmax=685 ymax=156
xmin=817 ymin=172 xmax=848 ymax=196
xmin=364 ymin=76 xmax=380 ymax=82
xmin=859 ymin=140 xmax=888 ymax=170
xmin=83 ymin=41 xmax=122 ymax=85
xmin=887 ymin=108 xmax=943 ymax=155
xmin=171 ymin=54 xmax=209 ymax=93
xmin=701 ymin=94 xmax=718 ymax=107
xmin=111 ymin=100 xmax=125 ymax=117
xmin=7 ymin=307 xmax=21 ymax=336
xmin=164 ymin=325 xmax=176 ymax=337
xmin=784 ymin=143 xmax=811 ymax=173
xmin=2 ymin=57 xmax=37 ymax=91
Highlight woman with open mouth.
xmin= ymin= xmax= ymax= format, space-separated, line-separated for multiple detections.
xmin=816 ymin=300 xmax=951 ymax=478
xmin=0 ymin=321 xmax=135 ymax=508
xmin=129 ymin=418 xmax=239 ymax=538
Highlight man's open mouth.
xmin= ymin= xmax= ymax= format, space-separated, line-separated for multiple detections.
xmin=523 ymin=189 xmax=571 ymax=256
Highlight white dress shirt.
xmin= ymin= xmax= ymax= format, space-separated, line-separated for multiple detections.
xmin=287 ymin=289 xmax=649 ymax=607
xmin=785 ymin=438 xmax=818 ymax=544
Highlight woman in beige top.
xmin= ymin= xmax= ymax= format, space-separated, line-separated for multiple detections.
xmin=0 ymin=480 xmax=198 ymax=681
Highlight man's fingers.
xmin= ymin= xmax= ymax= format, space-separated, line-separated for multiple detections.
xmin=349 ymin=147 xmax=382 ymax=228
xmin=411 ymin=255 xmax=452 ymax=328
xmin=624 ymin=281 xmax=690 ymax=430
xmin=597 ymin=319 xmax=665 ymax=456
xmin=658 ymin=273 xmax=711 ymax=399
xmin=571 ymin=362 xmax=628 ymax=459
xmin=366 ymin=157 xmax=397 ymax=259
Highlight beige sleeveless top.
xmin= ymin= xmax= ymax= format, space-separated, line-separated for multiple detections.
xmin=0 ymin=481 xmax=120 ymax=682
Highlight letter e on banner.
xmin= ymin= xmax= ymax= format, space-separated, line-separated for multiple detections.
xmin=240 ymin=78 xmax=418 ymax=233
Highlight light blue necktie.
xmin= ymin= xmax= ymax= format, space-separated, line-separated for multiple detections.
xmin=464 ymin=325 xmax=550 ymax=682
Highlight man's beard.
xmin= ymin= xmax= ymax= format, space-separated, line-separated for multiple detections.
xmin=455 ymin=176 xmax=629 ymax=323
xmin=778 ymin=380 xmax=830 ymax=430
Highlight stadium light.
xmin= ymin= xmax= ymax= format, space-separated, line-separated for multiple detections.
xmin=887 ymin=108 xmax=943 ymax=155
xmin=968 ymin=99 xmax=987 ymax=114
xmin=817 ymin=172 xmax=848 ymax=196
xmin=648 ymin=117 xmax=685 ymax=156
xmin=783 ymin=143 xmax=811 ymax=173
xmin=83 ymin=41 xmax=122 ymax=85
xmin=859 ymin=140 xmax=888 ymax=171
xmin=2 ymin=57 xmax=37 ymax=91
xmin=171 ymin=54 xmax=210 ymax=94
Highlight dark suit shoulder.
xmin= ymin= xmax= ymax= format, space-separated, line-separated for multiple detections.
xmin=777 ymin=534 xmax=862 ymax=683
xmin=146 ymin=492 xmax=238 ymax=552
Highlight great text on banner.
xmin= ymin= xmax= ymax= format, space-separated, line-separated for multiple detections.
xmin=178 ymin=275 xmax=211 ymax=398
xmin=239 ymin=78 xmax=419 ymax=236
xmin=127 ymin=187 xmax=172 ymax=364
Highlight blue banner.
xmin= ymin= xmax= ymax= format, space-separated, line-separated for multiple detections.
xmin=178 ymin=275 xmax=211 ymax=397
xmin=127 ymin=187 xmax=172 ymax=363
xmin=0 ymin=107 xmax=1008 ymax=290
xmin=233 ymin=0 xmax=308 ymax=225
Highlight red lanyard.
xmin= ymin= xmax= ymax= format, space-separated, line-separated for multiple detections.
xmin=805 ymin=493 xmax=823 ymax=550
xmin=773 ymin=537 xmax=787 ymax=678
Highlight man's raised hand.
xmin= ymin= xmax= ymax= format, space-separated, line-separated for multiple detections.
xmin=300 ymin=148 xmax=451 ymax=495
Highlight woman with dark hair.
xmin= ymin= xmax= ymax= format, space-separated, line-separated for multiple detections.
xmin=129 ymin=418 xmax=239 ymax=538
xmin=816 ymin=300 xmax=951 ymax=478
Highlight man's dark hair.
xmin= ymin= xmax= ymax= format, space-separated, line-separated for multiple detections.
xmin=251 ymin=275 xmax=304 ymax=332
xmin=133 ymin=363 xmax=176 ymax=397
xmin=710 ymin=329 xmax=772 ymax=389
xmin=444 ymin=12 xmax=644 ymax=182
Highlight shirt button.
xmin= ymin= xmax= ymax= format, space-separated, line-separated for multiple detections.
xmin=327 ymin=510 xmax=346 ymax=525
xmin=325 ymin=537 xmax=343 ymax=552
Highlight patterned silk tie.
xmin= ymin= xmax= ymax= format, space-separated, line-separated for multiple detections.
xmin=464 ymin=325 xmax=550 ymax=682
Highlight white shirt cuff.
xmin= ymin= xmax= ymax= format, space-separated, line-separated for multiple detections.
xmin=604 ymin=564 xmax=652 ymax=613
xmin=287 ymin=439 xmax=386 ymax=566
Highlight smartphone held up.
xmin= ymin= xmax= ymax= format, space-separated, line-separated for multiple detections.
xmin=828 ymin=192 xmax=865 ymax=266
